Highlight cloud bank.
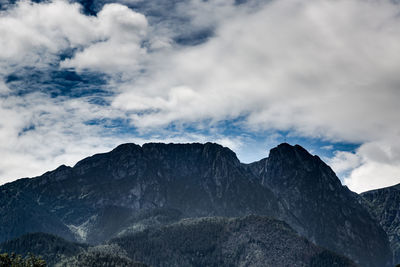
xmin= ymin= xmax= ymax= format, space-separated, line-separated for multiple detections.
xmin=112 ymin=0 xmax=400 ymax=192
xmin=1 ymin=0 xmax=400 ymax=193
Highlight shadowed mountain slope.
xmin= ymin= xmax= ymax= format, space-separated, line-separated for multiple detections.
xmin=361 ymin=183 xmax=400 ymax=264
xmin=247 ymin=143 xmax=392 ymax=267
xmin=0 ymin=143 xmax=279 ymax=244
xmin=0 ymin=142 xmax=392 ymax=266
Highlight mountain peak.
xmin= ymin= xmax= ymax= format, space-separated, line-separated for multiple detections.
xmin=0 ymin=141 xmax=392 ymax=267
xmin=262 ymin=142 xmax=338 ymax=191
xmin=111 ymin=143 xmax=141 ymax=153
xmin=271 ymin=143 xmax=313 ymax=161
xmin=247 ymin=142 xmax=392 ymax=267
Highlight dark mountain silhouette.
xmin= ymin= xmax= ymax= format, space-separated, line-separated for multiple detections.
xmin=361 ymin=183 xmax=400 ymax=264
xmin=247 ymin=143 xmax=391 ymax=267
xmin=0 ymin=142 xmax=393 ymax=266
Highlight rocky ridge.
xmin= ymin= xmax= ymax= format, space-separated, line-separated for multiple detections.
xmin=248 ymin=143 xmax=391 ymax=267
xmin=361 ymin=183 xmax=400 ymax=264
xmin=0 ymin=142 xmax=393 ymax=266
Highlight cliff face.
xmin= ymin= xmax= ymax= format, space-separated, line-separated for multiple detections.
xmin=0 ymin=142 xmax=393 ymax=266
xmin=361 ymin=183 xmax=400 ymax=264
xmin=248 ymin=143 xmax=392 ymax=267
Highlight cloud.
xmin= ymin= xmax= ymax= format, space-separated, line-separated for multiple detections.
xmin=110 ymin=0 xmax=400 ymax=192
xmin=344 ymin=160 xmax=400 ymax=193
xmin=0 ymin=0 xmax=242 ymax=184
xmin=0 ymin=91 xmax=120 ymax=183
xmin=328 ymin=151 xmax=362 ymax=175
xmin=0 ymin=88 xmax=246 ymax=184
xmin=113 ymin=0 xmax=400 ymax=140
xmin=0 ymin=80 xmax=9 ymax=94
xmin=0 ymin=96 xmax=245 ymax=184
xmin=0 ymin=0 xmax=152 ymax=183
xmin=61 ymin=3 xmax=148 ymax=73
xmin=1 ymin=0 xmax=400 ymax=193
xmin=333 ymin=140 xmax=400 ymax=193
xmin=0 ymin=0 xmax=148 ymax=73
xmin=0 ymin=0 xmax=93 ymax=68
xmin=321 ymin=145 xmax=333 ymax=151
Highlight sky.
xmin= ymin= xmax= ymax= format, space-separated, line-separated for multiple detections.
xmin=0 ymin=0 xmax=400 ymax=193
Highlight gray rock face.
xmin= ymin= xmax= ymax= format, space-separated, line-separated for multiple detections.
xmin=361 ymin=183 xmax=400 ymax=264
xmin=0 ymin=142 xmax=392 ymax=266
xmin=247 ymin=143 xmax=392 ymax=267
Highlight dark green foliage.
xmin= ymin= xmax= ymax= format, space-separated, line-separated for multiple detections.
xmin=0 ymin=216 xmax=357 ymax=267
xmin=0 ymin=232 xmax=87 ymax=266
xmin=111 ymin=215 xmax=357 ymax=267
xmin=309 ymin=251 xmax=357 ymax=267
xmin=56 ymin=245 xmax=148 ymax=267
xmin=0 ymin=252 xmax=46 ymax=267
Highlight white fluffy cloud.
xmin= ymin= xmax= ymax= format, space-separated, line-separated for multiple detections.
xmin=344 ymin=161 xmax=400 ymax=193
xmin=0 ymin=0 xmax=148 ymax=73
xmin=111 ymin=0 xmax=400 ymax=192
xmin=0 ymin=92 xmax=118 ymax=183
xmin=114 ymin=0 xmax=400 ymax=139
xmin=329 ymin=151 xmax=362 ymax=175
xmin=1 ymin=0 xmax=400 ymax=193
xmin=0 ymin=0 xmax=152 ymax=183
xmin=330 ymin=140 xmax=400 ymax=193
xmin=61 ymin=4 xmax=148 ymax=72
xmin=0 ymin=89 xmax=246 ymax=184
xmin=0 ymin=0 xmax=241 ymax=184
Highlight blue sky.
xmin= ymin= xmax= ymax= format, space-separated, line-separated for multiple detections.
xmin=0 ymin=0 xmax=400 ymax=193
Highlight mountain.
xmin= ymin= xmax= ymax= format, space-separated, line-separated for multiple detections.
xmin=0 ymin=143 xmax=280 ymax=244
xmin=361 ymin=183 xmax=400 ymax=264
xmin=110 ymin=215 xmax=357 ymax=267
xmin=0 ymin=142 xmax=392 ymax=266
xmin=247 ymin=143 xmax=392 ymax=267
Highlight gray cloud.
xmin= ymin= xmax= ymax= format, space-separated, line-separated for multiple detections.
xmin=1 ymin=0 xmax=400 ymax=193
xmin=112 ymin=0 xmax=400 ymax=192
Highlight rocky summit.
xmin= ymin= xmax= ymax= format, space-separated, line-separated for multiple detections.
xmin=248 ymin=143 xmax=392 ymax=267
xmin=0 ymin=142 xmax=394 ymax=266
